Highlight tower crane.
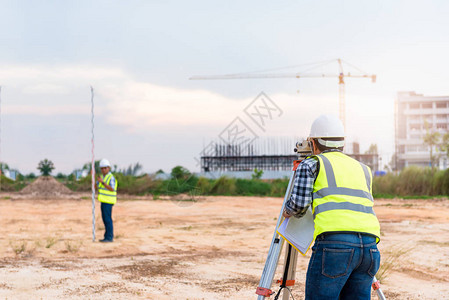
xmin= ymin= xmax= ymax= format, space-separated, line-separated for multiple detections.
xmin=190 ymin=58 xmax=376 ymax=130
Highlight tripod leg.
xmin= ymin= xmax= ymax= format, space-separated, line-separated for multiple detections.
xmin=256 ymin=170 xmax=297 ymax=299
xmin=281 ymin=245 xmax=298 ymax=300
xmin=372 ymin=276 xmax=386 ymax=300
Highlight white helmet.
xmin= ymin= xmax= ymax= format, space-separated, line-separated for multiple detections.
xmin=309 ymin=114 xmax=345 ymax=148
xmin=99 ymin=158 xmax=111 ymax=168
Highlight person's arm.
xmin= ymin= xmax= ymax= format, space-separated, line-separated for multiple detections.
xmin=283 ymin=158 xmax=318 ymax=218
xmin=97 ymin=175 xmax=115 ymax=192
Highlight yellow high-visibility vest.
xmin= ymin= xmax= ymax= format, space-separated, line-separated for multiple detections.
xmin=312 ymin=151 xmax=380 ymax=242
xmin=98 ymin=173 xmax=117 ymax=205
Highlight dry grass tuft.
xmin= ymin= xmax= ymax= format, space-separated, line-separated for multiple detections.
xmin=376 ymin=245 xmax=413 ymax=282
xmin=64 ymin=240 xmax=82 ymax=253
xmin=46 ymin=236 xmax=58 ymax=248
xmin=10 ymin=240 xmax=27 ymax=255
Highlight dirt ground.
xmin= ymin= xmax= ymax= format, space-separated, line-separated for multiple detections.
xmin=0 ymin=194 xmax=448 ymax=299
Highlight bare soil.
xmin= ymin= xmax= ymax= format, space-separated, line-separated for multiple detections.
xmin=0 ymin=195 xmax=448 ymax=299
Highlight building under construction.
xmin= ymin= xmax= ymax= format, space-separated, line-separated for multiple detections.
xmin=200 ymin=139 xmax=379 ymax=174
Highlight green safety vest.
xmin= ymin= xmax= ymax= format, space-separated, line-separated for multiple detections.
xmin=98 ymin=173 xmax=117 ymax=205
xmin=311 ymin=151 xmax=380 ymax=242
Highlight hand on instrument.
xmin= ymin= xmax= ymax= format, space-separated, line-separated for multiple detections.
xmin=282 ymin=210 xmax=291 ymax=219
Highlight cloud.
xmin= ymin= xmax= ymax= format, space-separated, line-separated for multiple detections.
xmin=0 ymin=64 xmax=248 ymax=124
xmin=4 ymin=104 xmax=89 ymax=116
xmin=0 ymin=64 xmax=393 ymax=155
xmin=100 ymin=82 xmax=246 ymax=129
xmin=0 ymin=63 xmax=342 ymax=141
xmin=0 ymin=64 xmax=126 ymax=83
xmin=21 ymin=83 xmax=71 ymax=95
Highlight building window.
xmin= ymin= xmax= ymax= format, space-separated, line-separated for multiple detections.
xmin=437 ymin=123 xmax=448 ymax=129
xmin=410 ymin=124 xmax=421 ymax=130
xmin=422 ymin=103 xmax=433 ymax=109
xmin=419 ymin=145 xmax=428 ymax=152
xmin=409 ymin=103 xmax=420 ymax=109
xmin=436 ymin=102 xmax=448 ymax=108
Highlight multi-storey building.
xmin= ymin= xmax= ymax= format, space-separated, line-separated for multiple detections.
xmin=395 ymin=91 xmax=449 ymax=170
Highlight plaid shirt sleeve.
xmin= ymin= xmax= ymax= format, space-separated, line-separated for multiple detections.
xmin=284 ymin=157 xmax=318 ymax=218
xmin=109 ymin=175 xmax=116 ymax=191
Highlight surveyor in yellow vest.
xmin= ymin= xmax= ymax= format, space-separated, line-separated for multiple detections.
xmin=283 ymin=114 xmax=381 ymax=299
xmin=96 ymin=158 xmax=117 ymax=243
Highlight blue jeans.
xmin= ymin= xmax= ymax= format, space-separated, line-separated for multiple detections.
xmin=305 ymin=232 xmax=380 ymax=300
xmin=101 ymin=203 xmax=114 ymax=241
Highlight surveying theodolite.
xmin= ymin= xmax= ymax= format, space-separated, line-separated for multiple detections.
xmin=255 ymin=140 xmax=386 ymax=300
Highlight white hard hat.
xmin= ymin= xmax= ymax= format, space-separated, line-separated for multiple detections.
xmin=309 ymin=114 xmax=345 ymax=138
xmin=99 ymin=158 xmax=111 ymax=168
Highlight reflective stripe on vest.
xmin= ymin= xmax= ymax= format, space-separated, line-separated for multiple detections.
xmin=313 ymin=154 xmax=374 ymax=203
xmin=98 ymin=173 xmax=117 ymax=204
xmin=311 ymin=152 xmax=380 ymax=242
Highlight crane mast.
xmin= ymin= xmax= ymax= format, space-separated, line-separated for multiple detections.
xmin=338 ymin=59 xmax=346 ymax=130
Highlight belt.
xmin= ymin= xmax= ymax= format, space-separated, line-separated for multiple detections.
xmin=316 ymin=231 xmax=375 ymax=241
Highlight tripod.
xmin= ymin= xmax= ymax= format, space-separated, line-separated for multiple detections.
xmin=255 ymin=142 xmax=386 ymax=300
xmin=255 ymin=157 xmax=303 ymax=300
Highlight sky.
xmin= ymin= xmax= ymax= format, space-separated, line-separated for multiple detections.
xmin=1 ymin=0 xmax=449 ymax=174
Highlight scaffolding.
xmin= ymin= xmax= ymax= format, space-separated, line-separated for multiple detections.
xmin=200 ymin=140 xmax=379 ymax=173
xmin=202 ymin=155 xmax=298 ymax=172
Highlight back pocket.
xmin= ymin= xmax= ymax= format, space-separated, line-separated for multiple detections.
xmin=322 ymin=248 xmax=354 ymax=278
xmin=368 ymin=248 xmax=381 ymax=277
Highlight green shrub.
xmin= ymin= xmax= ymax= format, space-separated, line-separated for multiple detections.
xmin=269 ymin=178 xmax=290 ymax=197
xmin=433 ymin=168 xmax=449 ymax=196
xmin=0 ymin=175 xmax=27 ymax=192
xmin=161 ymin=175 xmax=199 ymax=195
xmin=251 ymin=168 xmax=264 ymax=180
xmin=61 ymin=165 xmax=449 ymax=198
xmin=209 ymin=176 xmax=237 ymax=195
xmin=65 ymin=175 xmax=91 ymax=192
xmin=171 ymin=166 xmax=191 ymax=180
xmin=373 ymin=173 xmax=398 ymax=197
xmin=373 ymin=166 xmax=449 ymax=197
xmin=196 ymin=177 xmax=212 ymax=195
xmin=396 ymin=166 xmax=434 ymax=196
xmin=65 ymin=173 xmax=163 ymax=195
xmin=114 ymin=173 xmax=162 ymax=195
xmin=235 ymin=178 xmax=271 ymax=196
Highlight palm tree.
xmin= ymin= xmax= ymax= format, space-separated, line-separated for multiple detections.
xmin=0 ymin=162 xmax=9 ymax=172
xmin=423 ymin=131 xmax=441 ymax=168
xmin=364 ymin=144 xmax=378 ymax=154
xmin=441 ymin=132 xmax=449 ymax=157
xmin=37 ymin=159 xmax=55 ymax=176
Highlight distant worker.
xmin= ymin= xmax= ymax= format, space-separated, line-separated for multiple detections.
xmin=96 ymin=158 xmax=117 ymax=243
xmin=283 ymin=114 xmax=381 ymax=299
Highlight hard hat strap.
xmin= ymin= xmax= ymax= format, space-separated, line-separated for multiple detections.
xmin=317 ymin=138 xmax=345 ymax=148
